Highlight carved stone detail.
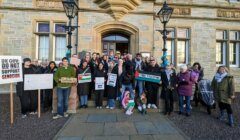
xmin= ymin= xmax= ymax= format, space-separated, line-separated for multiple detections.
xmin=36 ymin=0 xmax=63 ymax=9
xmin=94 ymin=0 xmax=141 ymax=20
xmin=217 ymin=10 xmax=240 ymax=19
xmin=173 ymin=7 xmax=191 ymax=16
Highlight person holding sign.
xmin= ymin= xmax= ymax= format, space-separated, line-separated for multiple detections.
xmin=106 ymin=60 xmax=118 ymax=109
xmin=77 ymin=60 xmax=91 ymax=108
xmin=93 ymin=62 xmax=107 ymax=109
xmin=53 ymin=57 xmax=76 ymax=119
xmin=16 ymin=58 xmax=38 ymax=118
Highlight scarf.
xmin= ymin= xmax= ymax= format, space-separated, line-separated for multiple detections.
xmin=165 ymin=69 xmax=173 ymax=81
xmin=214 ymin=72 xmax=228 ymax=83
xmin=135 ymin=59 xmax=142 ymax=71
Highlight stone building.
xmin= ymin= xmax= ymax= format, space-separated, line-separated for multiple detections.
xmin=0 ymin=0 xmax=240 ymax=93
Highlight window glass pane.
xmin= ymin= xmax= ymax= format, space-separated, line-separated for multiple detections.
xmin=230 ymin=31 xmax=239 ymax=40
xmin=177 ymin=41 xmax=186 ymax=64
xmin=55 ymin=36 xmax=67 ymax=61
xmin=116 ymin=35 xmax=128 ymax=42
xmin=38 ymin=35 xmax=49 ymax=60
xmin=38 ymin=23 xmax=50 ymax=32
xmin=166 ymin=40 xmax=174 ymax=63
xmin=177 ymin=28 xmax=188 ymax=38
xmin=55 ymin=24 xmax=66 ymax=33
xmin=216 ymin=42 xmax=226 ymax=65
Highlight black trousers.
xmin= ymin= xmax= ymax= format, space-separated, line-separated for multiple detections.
xmin=219 ymin=102 xmax=233 ymax=114
xmin=165 ymin=89 xmax=174 ymax=113
xmin=95 ymin=90 xmax=104 ymax=106
xmin=44 ymin=89 xmax=53 ymax=109
xmin=19 ymin=91 xmax=38 ymax=115
xmin=147 ymin=85 xmax=159 ymax=105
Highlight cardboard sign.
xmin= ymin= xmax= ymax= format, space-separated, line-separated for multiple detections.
xmin=24 ymin=74 xmax=53 ymax=90
xmin=95 ymin=77 xmax=104 ymax=90
xmin=107 ymin=73 xmax=117 ymax=87
xmin=78 ymin=73 xmax=91 ymax=83
xmin=60 ymin=77 xmax=77 ymax=84
xmin=70 ymin=57 xmax=80 ymax=67
xmin=0 ymin=56 xmax=23 ymax=84
xmin=135 ymin=71 xmax=161 ymax=83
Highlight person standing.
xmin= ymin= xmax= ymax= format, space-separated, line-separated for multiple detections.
xmin=145 ymin=58 xmax=161 ymax=109
xmin=177 ymin=65 xmax=194 ymax=116
xmin=43 ymin=61 xmax=57 ymax=112
xmin=53 ymin=57 xmax=76 ymax=119
xmin=192 ymin=62 xmax=204 ymax=106
xmin=77 ymin=60 xmax=91 ymax=108
xmin=212 ymin=66 xmax=235 ymax=127
xmin=94 ymin=62 xmax=107 ymax=109
xmin=16 ymin=58 xmax=38 ymax=118
xmin=161 ymin=64 xmax=178 ymax=115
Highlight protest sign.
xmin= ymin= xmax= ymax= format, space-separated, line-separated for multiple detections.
xmin=70 ymin=57 xmax=80 ymax=67
xmin=78 ymin=73 xmax=91 ymax=83
xmin=95 ymin=77 xmax=104 ymax=90
xmin=0 ymin=56 xmax=23 ymax=84
xmin=135 ymin=71 xmax=161 ymax=83
xmin=107 ymin=73 xmax=117 ymax=87
xmin=60 ymin=77 xmax=77 ymax=84
xmin=0 ymin=56 xmax=23 ymax=125
xmin=24 ymin=74 xmax=54 ymax=118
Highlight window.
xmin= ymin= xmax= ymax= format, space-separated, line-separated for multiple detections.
xmin=216 ymin=30 xmax=227 ymax=65
xmin=36 ymin=22 xmax=50 ymax=61
xmin=54 ymin=23 xmax=67 ymax=61
xmin=229 ymin=31 xmax=240 ymax=66
xmin=165 ymin=28 xmax=190 ymax=65
xmin=228 ymin=0 xmax=240 ymax=2
xmin=177 ymin=28 xmax=190 ymax=65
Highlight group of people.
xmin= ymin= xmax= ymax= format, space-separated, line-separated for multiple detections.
xmin=16 ymin=51 xmax=235 ymax=127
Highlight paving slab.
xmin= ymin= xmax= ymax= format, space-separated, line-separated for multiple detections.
xmin=83 ymin=136 xmax=129 ymax=140
xmin=117 ymin=113 xmax=147 ymax=122
xmin=104 ymin=122 xmax=137 ymax=136
xmin=134 ymin=122 xmax=159 ymax=135
xmin=87 ymin=114 xmax=116 ymax=122
xmin=153 ymin=134 xmax=186 ymax=140
xmin=57 ymin=136 xmax=83 ymax=140
xmin=153 ymin=121 xmax=179 ymax=134
xmin=130 ymin=135 xmax=154 ymax=140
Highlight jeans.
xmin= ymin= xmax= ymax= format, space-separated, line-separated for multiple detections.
xmin=135 ymin=80 xmax=144 ymax=97
xmin=179 ymin=95 xmax=191 ymax=113
xmin=108 ymin=99 xmax=115 ymax=108
xmin=80 ymin=95 xmax=88 ymax=106
xmin=121 ymin=84 xmax=134 ymax=99
xmin=57 ymin=87 xmax=70 ymax=116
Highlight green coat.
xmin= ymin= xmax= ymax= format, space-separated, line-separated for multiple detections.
xmin=211 ymin=74 xmax=235 ymax=104
xmin=54 ymin=66 xmax=76 ymax=88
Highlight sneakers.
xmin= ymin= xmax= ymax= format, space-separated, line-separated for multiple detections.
xmin=147 ymin=104 xmax=151 ymax=109
xmin=99 ymin=106 xmax=102 ymax=109
xmin=106 ymin=106 xmax=110 ymax=109
xmin=29 ymin=112 xmax=37 ymax=115
xmin=110 ymin=107 xmax=115 ymax=110
xmin=53 ymin=114 xmax=63 ymax=119
xmin=21 ymin=114 xmax=27 ymax=118
xmin=151 ymin=104 xmax=158 ymax=109
xmin=64 ymin=113 xmax=69 ymax=118
xmin=96 ymin=106 xmax=100 ymax=109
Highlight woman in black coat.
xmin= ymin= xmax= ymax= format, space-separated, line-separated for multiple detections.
xmin=161 ymin=64 xmax=178 ymax=115
xmin=93 ymin=62 xmax=107 ymax=108
xmin=43 ymin=61 xmax=57 ymax=111
xmin=106 ymin=60 xmax=118 ymax=109
xmin=16 ymin=58 xmax=38 ymax=118
xmin=77 ymin=60 xmax=91 ymax=108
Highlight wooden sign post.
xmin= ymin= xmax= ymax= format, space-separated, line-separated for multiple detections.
xmin=0 ymin=56 xmax=23 ymax=125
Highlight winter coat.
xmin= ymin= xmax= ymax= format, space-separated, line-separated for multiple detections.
xmin=53 ymin=66 xmax=76 ymax=88
xmin=119 ymin=70 xmax=134 ymax=87
xmin=16 ymin=65 xmax=36 ymax=97
xmin=93 ymin=68 xmax=107 ymax=91
xmin=77 ymin=67 xmax=91 ymax=96
xmin=211 ymin=74 xmax=235 ymax=104
xmin=177 ymin=71 xmax=194 ymax=96
xmin=160 ymin=70 xmax=178 ymax=101
xmin=106 ymin=65 xmax=118 ymax=99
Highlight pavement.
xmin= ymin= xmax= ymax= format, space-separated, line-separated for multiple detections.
xmin=54 ymin=109 xmax=189 ymax=140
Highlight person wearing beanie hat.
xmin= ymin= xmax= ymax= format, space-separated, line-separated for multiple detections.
xmin=16 ymin=57 xmax=38 ymax=118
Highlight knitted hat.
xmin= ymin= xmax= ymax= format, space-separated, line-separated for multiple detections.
xmin=23 ymin=58 xmax=31 ymax=63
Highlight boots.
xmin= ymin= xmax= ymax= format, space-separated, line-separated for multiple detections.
xmin=218 ymin=110 xmax=225 ymax=121
xmin=228 ymin=114 xmax=234 ymax=127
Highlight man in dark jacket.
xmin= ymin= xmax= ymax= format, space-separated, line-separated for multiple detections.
xmin=16 ymin=58 xmax=38 ymax=118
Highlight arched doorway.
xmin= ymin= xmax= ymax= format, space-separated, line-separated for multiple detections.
xmin=94 ymin=21 xmax=139 ymax=55
xmin=102 ymin=33 xmax=130 ymax=55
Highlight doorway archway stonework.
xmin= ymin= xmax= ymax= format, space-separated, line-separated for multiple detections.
xmin=94 ymin=21 xmax=139 ymax=55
